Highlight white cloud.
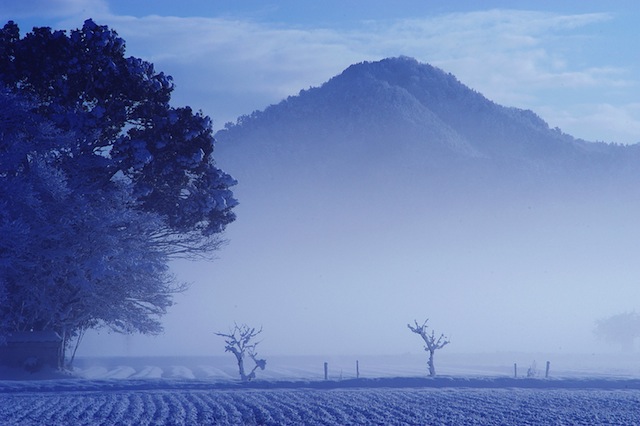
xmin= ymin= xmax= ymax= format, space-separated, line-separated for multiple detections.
xmin=8 ymin=6 xmax=638 ymax=142
xmin=114 ymin=16 xmax=365 ymax=93
xmin=372 ymin=11 xmax=626 ymax=103
xmin=99 ymin=15 xmax=372 ymax=126
xmin=541 ymin=103 xmax=640 ymax=144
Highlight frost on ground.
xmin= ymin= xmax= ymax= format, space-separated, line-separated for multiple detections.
xmin=1 ymin=386 xmax=639 ymax=425
xmin=1 ymin=354 xmax=640 ymax=425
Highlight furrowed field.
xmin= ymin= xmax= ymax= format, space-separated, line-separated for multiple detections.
xmin=2 ymin=385 xmax=640 ymax=425
xmin=2 ymin=354 xmax=640 ymax=425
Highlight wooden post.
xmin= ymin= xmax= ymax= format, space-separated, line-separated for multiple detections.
xmin=324 ymin=362 xmax=328 ymax=380
xmin=514 ymin=363 xmax=517 ymax=378
xmin=545 ymin=361 xmax=550 ymax=378
xmin=356 ymin=360 xmax=360 ymax=379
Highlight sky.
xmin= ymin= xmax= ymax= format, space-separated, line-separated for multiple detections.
xmin=2 ymin=0 xmax=640 ymax=145
xmin=2 ymin=1 xmax=640 ymax=359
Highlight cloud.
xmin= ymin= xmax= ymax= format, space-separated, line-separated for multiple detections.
xmin=6 ymin=6 xmax=638 ymax=142
xmin=116 ymin=16 xmax=360 ymax=95
xmin=94 ymin=15 xmax=371 ymax=127
xmin=541 ymin=103 xmax=640 ymax=144
xmin=87 ymin=9 xmax=630 ymax=135
xmin=374 ymin=11 xmax=624 ymax=100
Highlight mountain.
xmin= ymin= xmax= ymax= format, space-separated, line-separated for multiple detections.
xmin=215 ymin=56 xmax=637 ymax=190
xmin=202 ymin=57 xmax=640 ymax=356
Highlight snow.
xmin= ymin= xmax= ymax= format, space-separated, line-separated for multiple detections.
xmin=1 ymin=353 xmax=640 ymax=424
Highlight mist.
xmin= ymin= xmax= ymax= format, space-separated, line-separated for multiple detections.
xmin=77 ymin=58 xmax=640 ymax=362
xmin=78 ymin=163 xmax=640 ymax=359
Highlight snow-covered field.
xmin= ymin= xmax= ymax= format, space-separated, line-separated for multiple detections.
xmin=1 ymin=353 xmax=640 ymax=425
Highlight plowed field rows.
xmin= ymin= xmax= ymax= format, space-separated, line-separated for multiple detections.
xmin=1 ymin=387 xmax=640 ymax=425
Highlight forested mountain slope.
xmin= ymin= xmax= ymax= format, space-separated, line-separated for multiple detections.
xmin=216 ymin=56 xmax=638 ymax=190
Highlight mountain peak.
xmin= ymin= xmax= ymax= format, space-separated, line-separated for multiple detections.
xmin=217 ymin=57 xmax=631 ymax=184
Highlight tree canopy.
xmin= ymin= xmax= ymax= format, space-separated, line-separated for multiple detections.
xmin=0 ymin=20 xmax=237 ymax=367
xmin=0 ymin=19 xmax=237 ymax=255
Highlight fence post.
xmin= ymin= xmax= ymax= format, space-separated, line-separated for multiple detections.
xmin=514 ymin=363 xmax=517 ymax=378
xmin=545 ymin=361 xmax=550 ymax=378
xmin=324 ymin=362 xmax=328 ymax=380
xmin=356 ymin=360 xmax=360 ymax=379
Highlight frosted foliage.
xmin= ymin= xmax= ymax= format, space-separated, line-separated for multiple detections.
xmin=215 ymin=324 xmax=267 ymax=382
xmin=0 ymin=152 xmax=179 ymax=335
xmin=408 ymin=319 xmax=450 ymax=377
xmin=0 ymin=18 xmax=240 ymax=366
xmin=0 ymin=19 xmax=237 ymax=256
xmin=0 ymin=87 xmax=180 ymax=366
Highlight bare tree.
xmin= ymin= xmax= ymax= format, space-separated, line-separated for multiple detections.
xmin=408 ymin=319 xmax=450 ymax=377
xmin=215 ymin=323 xmax=267 ymax=382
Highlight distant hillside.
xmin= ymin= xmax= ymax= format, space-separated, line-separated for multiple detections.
xmin=207 ymin=58 xmax=640 ymax=356
xmin=215 ymin=56 xmax=636 ymax=188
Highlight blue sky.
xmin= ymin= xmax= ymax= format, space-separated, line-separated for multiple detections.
xmin=2 ymin=0 xmax=639 ymax=144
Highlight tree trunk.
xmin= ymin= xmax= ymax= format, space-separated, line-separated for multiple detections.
xmin=67 ymin=328 xmax=86 ymax=369
xmin=428 ymin=350 xmax=436 ymax=377
xmin=58 ymin=328 xmax=67 ymax=371
xmin=236 ymin=355 xmax=247 ymax=381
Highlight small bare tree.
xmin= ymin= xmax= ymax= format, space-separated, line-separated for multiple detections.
xmin=215 ymin=323 xmax=267 ymax=382
xmin=408 ymin=319 xmax=450 ymax=377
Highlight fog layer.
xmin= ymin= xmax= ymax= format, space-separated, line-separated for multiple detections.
xmin=79 ymin=58 xmax=640 ymax=358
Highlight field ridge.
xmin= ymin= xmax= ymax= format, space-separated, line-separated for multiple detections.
xmin=3 ymin=375 xmax=640 ymax=394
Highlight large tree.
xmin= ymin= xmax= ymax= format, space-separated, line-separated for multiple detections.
xmin=0 ymin=19 xmax=237 ymax=257
xmin=0 ymin=20 xmax=236 ymax=367
xmin=0 ymin=87 xmax=184 ymax=368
